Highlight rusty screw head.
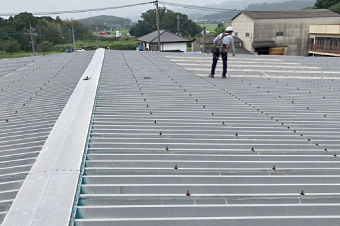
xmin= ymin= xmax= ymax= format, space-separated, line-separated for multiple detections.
xmin=186 ymin=190 xmax=191 ymax=196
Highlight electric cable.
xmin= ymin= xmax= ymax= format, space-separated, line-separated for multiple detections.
xmin=0 ymin=2 xmax=154 ymax=16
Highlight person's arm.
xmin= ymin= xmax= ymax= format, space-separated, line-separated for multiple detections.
xmin=229 ymin=36 xmax=236 ymax=56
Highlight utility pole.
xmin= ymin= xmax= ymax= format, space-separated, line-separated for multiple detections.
xmin=72 ymin=25 xmax=76 ymax=51
xmin=177 ymin=14 xmax=180 ymax=35
xmin=29 ymin=22 xmax=36 ymax=56
xmin=155 ymin=0 xmax=161 ymax=51
xmin=96 ymin=33 xmax=99 ymax=49
xmin=203 ymin=26 xmax=206 ymax=53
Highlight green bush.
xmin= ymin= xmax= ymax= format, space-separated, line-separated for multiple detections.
xmin=36 ymin=41 xmax=53 ymax=52
xmin=4 ymin=40 xmax=21 ymax=54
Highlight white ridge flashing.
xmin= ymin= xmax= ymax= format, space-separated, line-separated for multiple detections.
xmin=2 ymin=49 xmax=105 ymax=226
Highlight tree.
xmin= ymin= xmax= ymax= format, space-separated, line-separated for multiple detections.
xmin=314 ymin=0 xmax=340 ymax=9
xmin=129 ymin=7 xmax=202 ymax=37
xmin=329 ymin=2 xmax=340 ymax=13
xmin=36 ymin=41 xmax=53 ymax=52
xmin=4 ymin=40 xmax=21 ymax=54
xmin=215 ymin=23 xmax=226 ymax=34
xmin=129 ymin=20 xmax=153 ymax=37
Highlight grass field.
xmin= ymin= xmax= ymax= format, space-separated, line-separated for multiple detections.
xmin=198 ymin=24 xmax=218 ymax=33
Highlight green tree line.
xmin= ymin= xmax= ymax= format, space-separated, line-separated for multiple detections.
xmin=314 ymin=0 xmax=340 ymax=13
xmin=0 ymin=12 xmax=90 ymax=53
xmin=129 ymin=8 xmax=202 ymax=37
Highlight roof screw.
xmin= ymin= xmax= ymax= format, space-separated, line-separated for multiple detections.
xmin=257 ymin=109 xmax=259 ymax=111
xmin=324 ymin=149 xmax=327 ymax=152
xmin=334 ymin=154 xmax=337 ymax=157
xmin=235 ymin=133 xmax=238 ymax=137
xmin=307 ymin=107 xmax=309 ymax=110
xmin=316 ymin=143 xmax=319 ymax=146
xmin=195 ymin=99 xmax=198 ymax=102
xmin=23 ymin=103 xmax=25 ymax=106
xmin=251 ymin=147 xmax=255 ymax=152
xmin=324 ymin=114 xmax=326 ymax=117
xmin=211 ymin=112 xmax=214 ymax=116
xmin=300 ymin=190 xmax=305 ymax=195
xmin=203 ymin=105 xmax=205 ymax=109
xmin=292 ymin=101 xmax=294 ymax=104
xmin=159 ymin=131 xmax=162 ymax=136
xmin=150 ymin=111 xmax=152 ymax=114
xmin=308 ymin=138 xmax=311 ymax=141
xmin=281 ymin=123 xmax=284 ymax=125
xmin=147 ymin=104 xmax=149 ymax=108
xmin=184 ymin=89 xmax=186 ymax=91
xmin=174 ymin=165 xmax=178 ymax=170
xmin=5 ymin=119 xmax=8 ymax=123
xmin=267 ymin=91 xmax=270 ymax=93
xmin=294 ymin=130 xmax=296 ymax=133
xmin=300 ymin=134 xmax=303 ymax=136
xmin=186 ymin=190 xmax=191 ymax=196
xmin=141 ymin=93 xmax=143 ymax=95
xmin=272 ymin=165 xmax=276 ymax=170
xmin=287 ymin=127 xmax=290 ymax=130
xmin=222 ymin=121 xmax=225 ymax=125
xmin=189 ymin=94 xmax=191 ymax=96
xmin=154 ymin=120 xmax=157 ymax=124
xmin=144 ymin=98 xmax=146 ymax=101
xmin=279 ymin=95 xmax=281 ymax=98
xmin=165 ymin=146 xmax=169 ymax=151
xmin=323 ymin=96 xmax=326 ymax=99
xmin=15 ymin=111 xmax=17 ymax=114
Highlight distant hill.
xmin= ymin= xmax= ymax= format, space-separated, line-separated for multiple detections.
xmin=247 ymin=0 xmax=316 ymax=10
xmin=78 ymin=15 xmax=132 ymax=31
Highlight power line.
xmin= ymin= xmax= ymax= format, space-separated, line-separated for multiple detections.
xmin=158 ymin=1 xmax=241 ymax=12
xmin=0 ymin=2 xmax=154 ymax=16
xmin=0 ymin=1 xmax=240 ymax=17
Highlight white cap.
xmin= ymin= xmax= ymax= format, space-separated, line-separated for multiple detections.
xmin=225 ymin=26 xmax=234 ymax=32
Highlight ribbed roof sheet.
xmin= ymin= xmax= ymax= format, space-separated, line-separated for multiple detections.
xmin=234 ymin=9 xmax=340 ymax=20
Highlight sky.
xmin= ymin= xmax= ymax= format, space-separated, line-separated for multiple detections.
xmin=0 ymin=0 xmax=231 ymax=21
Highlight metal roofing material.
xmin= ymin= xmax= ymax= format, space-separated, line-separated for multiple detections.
xmin=138 ymin=30 xmax=192 ymax=43
xmin=1 ymin=49 xmax=104 ymax=226
xmin=71 ymin=51 xmax=340 ymax=226
xmin=0 ymin=51 xmax=94 ymax=224
xmin=233 ymin=9 xmax=340 ymax=20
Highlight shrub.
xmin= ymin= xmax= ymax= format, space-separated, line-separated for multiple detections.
xmin=36 ymin=41 xmax=53 ymax=52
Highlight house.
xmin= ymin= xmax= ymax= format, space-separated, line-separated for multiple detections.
xmin=232 ymin=9 xmax=340 ymax=56
xmin=137 ymin=30 xmax=192 ymax=52
xmin=192 ymin=36 xmax=252 ymax=54
xmin=309 ymin=24 xmax=340 ymax=57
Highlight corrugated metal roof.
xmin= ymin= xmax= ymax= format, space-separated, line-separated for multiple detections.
xmin=234 ymin=9 xmax=340 ymax=20
xmin=71 ymin=51 xmax=340 ymax=226
xmin=138 ymin=30 xmax=192 ymax=43
xmin=0 ymin=51 xmax=94 ymax=224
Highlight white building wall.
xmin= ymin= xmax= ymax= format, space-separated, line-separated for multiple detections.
xmin=233 ymin=14 xmax=340 ymax=56
xmin=162 ymin=43 xmax=187 ymax=52
xmin=232 ymin=14 xmax=255 ymax=53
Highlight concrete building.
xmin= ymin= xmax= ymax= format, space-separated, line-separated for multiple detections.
xmin=137 ymin=30 xmax=191 ymax=52
xmin=309 ymin=24 xmax=340 ymax=57
xmin=232 ymin=9 xmax=340 ymax=56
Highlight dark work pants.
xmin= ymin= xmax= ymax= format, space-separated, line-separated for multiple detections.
xmin=210 ymin=51 xmax=228 ymax=75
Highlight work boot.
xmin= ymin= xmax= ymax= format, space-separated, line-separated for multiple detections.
xmin=222 ymin=74 xmax=227 ymax=79
xmin=209 ymin=74 xmax=215 ymax=78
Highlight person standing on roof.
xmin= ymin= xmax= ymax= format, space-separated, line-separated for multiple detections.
xmin=209 ymin=26 xmax=236 ymax=79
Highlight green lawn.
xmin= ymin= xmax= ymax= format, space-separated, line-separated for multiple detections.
xmin=198 ymin=24 xmax=218 ymax=33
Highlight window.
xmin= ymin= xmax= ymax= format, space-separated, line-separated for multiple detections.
xmin=245 ymin=33 xmax=250 ymax=37
xmin=235 ymin=32 xmax=238 ymax=37
xmin=276 ymin=32 xmax=284 ymax=37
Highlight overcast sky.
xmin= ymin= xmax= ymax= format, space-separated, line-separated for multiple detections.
xmin=0 ymin=0 xmax=231 ymax=20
